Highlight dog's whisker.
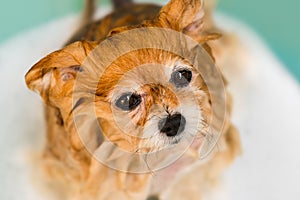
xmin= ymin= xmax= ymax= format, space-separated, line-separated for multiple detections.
xmin=147 ymin=114 xmax=162 ymax=121
xmin=142 ymin=152 xmax=156 ymax=175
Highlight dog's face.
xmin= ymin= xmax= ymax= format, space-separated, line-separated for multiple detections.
xmin=25 ymin=0 xmax=222 ymax=170
xmin=93 ymin=49 xmax=212 ymax=154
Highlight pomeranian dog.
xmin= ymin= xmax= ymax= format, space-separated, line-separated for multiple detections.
xmin=25 ymin=0 xmax=241 ymax=199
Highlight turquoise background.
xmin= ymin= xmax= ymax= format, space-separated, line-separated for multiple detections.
xmin=0 ymin=0 xmax=299 ymax=81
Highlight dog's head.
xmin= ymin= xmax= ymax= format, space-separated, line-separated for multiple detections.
xmin=25 ymin=0 xmax=225 ymax=171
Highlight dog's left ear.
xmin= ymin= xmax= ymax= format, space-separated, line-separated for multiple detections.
xmin=155 ymin=0 xmax=212 ymax=37
xmin=25 ymin=41 xmax=97 ymax=104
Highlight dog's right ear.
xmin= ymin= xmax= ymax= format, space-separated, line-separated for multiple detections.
xmin=153 ymin=0 xmax=220 ymax=43
xmin=155 ymin=0 xmax=204 ymax=33
xmin=25 ymin=41 xmax=97 ymax=104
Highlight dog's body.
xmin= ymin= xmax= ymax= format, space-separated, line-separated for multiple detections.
xmin=25 ymin=0 xmax=241 ymax=199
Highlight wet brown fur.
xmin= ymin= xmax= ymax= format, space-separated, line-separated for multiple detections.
xmin=25 ymin=0 xmax=241 ymax=199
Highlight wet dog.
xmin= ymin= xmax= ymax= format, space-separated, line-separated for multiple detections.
xmin=25 ymin=0 xmax=241 ymax=199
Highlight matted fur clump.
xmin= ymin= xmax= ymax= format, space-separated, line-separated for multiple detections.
xmin=25 ymin=0 xmax=241 ymax=199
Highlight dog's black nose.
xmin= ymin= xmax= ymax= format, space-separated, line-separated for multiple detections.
xmin=158 ymin=113 xmax=186 ymax=137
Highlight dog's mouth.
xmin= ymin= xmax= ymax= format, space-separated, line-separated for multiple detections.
xmin=167 ymin=130 xmax=206 ymax=152
xmin=73 ymin=114 xmax=209 ymax=174
xmin=137 ymin=127 xmax=206 ymax=156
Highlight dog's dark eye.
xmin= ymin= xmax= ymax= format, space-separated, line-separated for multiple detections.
xmin=170 ymin=69 xmax=192 ymax=88
xmin=115 ymin=93 xmax=142 ymax=111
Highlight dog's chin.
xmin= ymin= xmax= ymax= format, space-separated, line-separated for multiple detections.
xmin=168 ymin=131 xmax=205 ymax=151
xmin=150 ymin=133 xmax=184 ymax=149
xmin=137 ymin=130 xmax=201 ymax=154
xmin=170 ymin=136 xmax=182 ymax=145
